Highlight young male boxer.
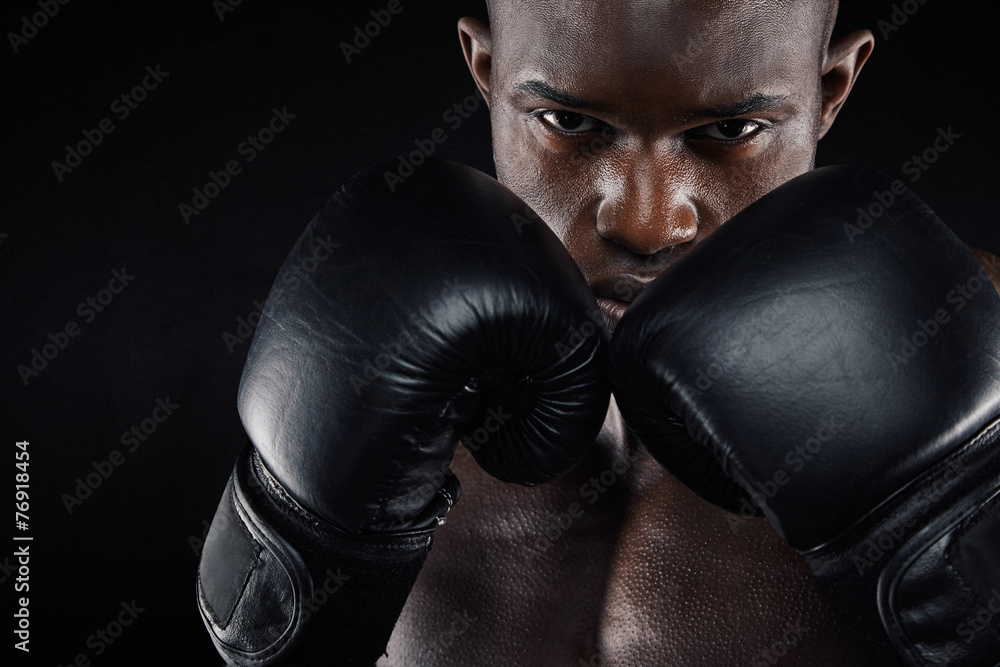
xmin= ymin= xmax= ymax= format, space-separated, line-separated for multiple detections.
xmin=383 ymin=1 xmax=1000 ymax=664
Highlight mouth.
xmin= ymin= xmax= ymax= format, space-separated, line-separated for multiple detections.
xmin=591 ymin=275 xmax=655 ymax=335
xmin=595 ymin=296 xmax=630 ymax=334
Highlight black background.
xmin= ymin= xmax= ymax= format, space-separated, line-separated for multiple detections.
xmin=3 ymin=0 xmax=995 ymax=664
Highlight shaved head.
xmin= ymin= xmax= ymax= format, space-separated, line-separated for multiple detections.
xmin=482 ymin=0 xmax=841 ymax=98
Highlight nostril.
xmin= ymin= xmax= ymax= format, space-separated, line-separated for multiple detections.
xmin=596 ymin=195 xmax=700 ymax=256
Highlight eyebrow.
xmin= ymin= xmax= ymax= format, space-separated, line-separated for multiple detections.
xmin=515 ymin=79 xmax=789 ymax=121
xmin=691 ymin=93 xmax=790 ymax=121
xmin=516 ymin=80 xmax=590 ymax=109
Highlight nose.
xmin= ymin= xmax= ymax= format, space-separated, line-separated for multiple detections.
xmin=595 ymin=154 xmax=698 ymax=256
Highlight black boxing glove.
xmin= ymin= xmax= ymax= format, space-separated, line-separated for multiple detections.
xmin=610 ymin=166 xmax=1000 ymax=666
xmin=197 ymin=159 xmax=610 ymax=665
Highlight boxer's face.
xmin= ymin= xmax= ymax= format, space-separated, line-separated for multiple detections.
xmin=460 ymin=0 xmax=872 ymax=331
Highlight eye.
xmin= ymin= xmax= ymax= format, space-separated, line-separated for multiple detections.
xmin=538 ymin=110 xmax=603 ymax=134
xmin=694 ymin=119 xmax=764 ymax=142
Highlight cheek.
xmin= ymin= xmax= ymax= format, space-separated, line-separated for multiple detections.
xmin=492 ymin=107 xmax=601 ymax=251
xmin=699 ymin=129 xmax=818 ymax=235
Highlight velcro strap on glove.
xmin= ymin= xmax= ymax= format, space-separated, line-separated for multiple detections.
xmin=806 ymin=418 xmax=1000 ymax=667
xmin=197 ymin=444 xmax=450 ymax=665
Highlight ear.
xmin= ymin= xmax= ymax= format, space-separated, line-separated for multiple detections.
xmin=817 ymin=29 xmax=875 ymax=140
xmin=457 ymin=17 xmax=493 ymax=108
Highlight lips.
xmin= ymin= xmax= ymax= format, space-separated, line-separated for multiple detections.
xmin=595 ymin=296 xmax=630 ymax=334
xmin=591 ymin=275 xmax=655 ymax=334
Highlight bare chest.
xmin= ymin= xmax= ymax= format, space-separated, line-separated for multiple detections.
xmin=380 ymin=430 xmax=874 ymax=666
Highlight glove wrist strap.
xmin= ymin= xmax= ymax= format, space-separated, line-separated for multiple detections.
xmin=805 ymin=418 xmax=1000 ymax=666
xmin=198 ymin=443 xmax=439 ymax=666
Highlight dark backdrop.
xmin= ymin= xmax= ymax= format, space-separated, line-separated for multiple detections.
xmin=3 ymin=1 xmax=994 ymax=664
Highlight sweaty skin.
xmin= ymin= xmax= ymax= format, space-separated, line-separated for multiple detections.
xmin=378 ymin=1 xmax=999 ymax=664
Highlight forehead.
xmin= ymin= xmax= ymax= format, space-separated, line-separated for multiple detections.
xmin=493 ymin=0 xmax=827 ymax=114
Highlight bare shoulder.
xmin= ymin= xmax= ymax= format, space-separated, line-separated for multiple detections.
xmin=968 ymin=246 xmax=1000 ymax=296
